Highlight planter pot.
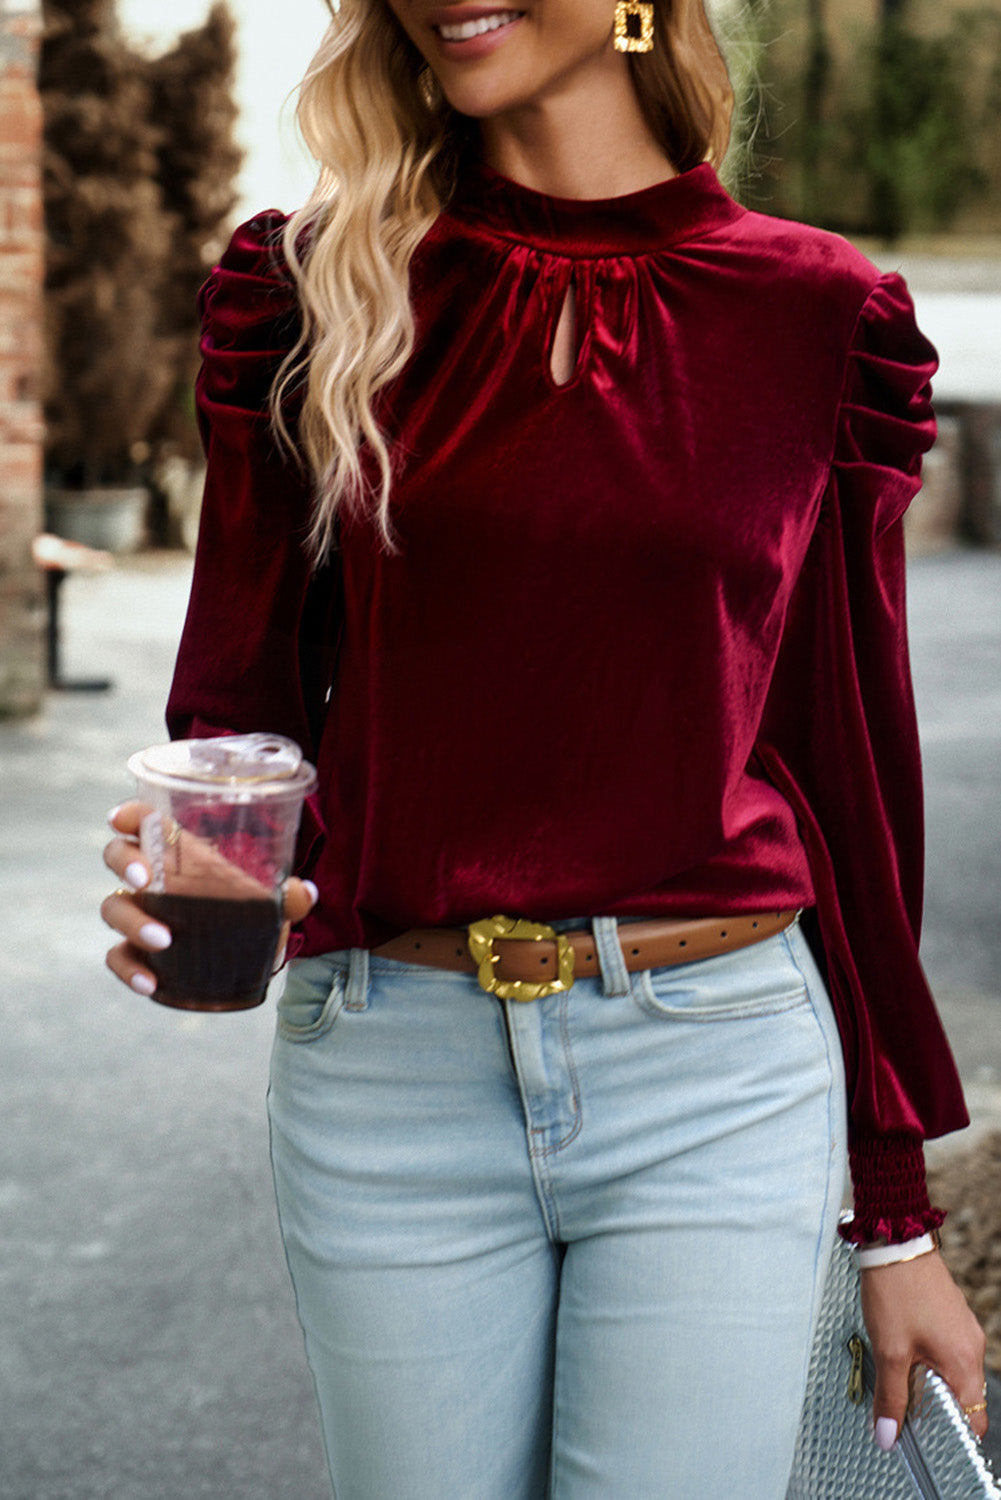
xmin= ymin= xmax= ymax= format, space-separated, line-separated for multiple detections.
xmin=152 ymin=457 xmax=205 ymax=553
xmin=44 ymin=486 xmax=149 ymax=554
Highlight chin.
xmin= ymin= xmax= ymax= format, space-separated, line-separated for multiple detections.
xmin=439 ymin=85 xmax=518 ymax=118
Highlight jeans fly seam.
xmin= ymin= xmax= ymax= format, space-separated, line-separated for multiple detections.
xmin=503 ymin=1003 xmax=563 ymax=1244
xmin=530 ymin=994 xmax=582 ymax=1157
xmin=526 ymin=1129 xmax=563 ymax=1243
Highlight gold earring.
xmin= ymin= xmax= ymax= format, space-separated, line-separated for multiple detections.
xmin=419 ymin=65 xmax=443 ymax=110
xmin=613 ymin=0 xmax=655 ymax=53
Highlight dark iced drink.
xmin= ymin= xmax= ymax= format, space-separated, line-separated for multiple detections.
xmin=141 ymin=892 xmax=283 ymax=1011
xmin=128 ymin=735 xmax=317 ymax=1012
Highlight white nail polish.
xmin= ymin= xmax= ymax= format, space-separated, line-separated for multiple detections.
xmin=130 ymin=974 xmax=157 ymax=997
xmin=107 ymin=804 xmax=124 ymax=827
xmin=139 ymin=922 xmax=172 ymax=951
xmin=874 ymin=1417 xmax=898 ymax=1451
xmin=303 ymin=880 xmax=319 ymax=907
xmin=125 ymin=861 xmax=149 ymax=890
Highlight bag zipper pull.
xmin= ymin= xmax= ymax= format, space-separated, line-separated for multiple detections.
xmin=847 ymin=1334 xmax=866 ymax=1405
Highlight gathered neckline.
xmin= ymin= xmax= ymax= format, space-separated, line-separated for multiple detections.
xmin=442 ymin=158 xmax=743 ymax=257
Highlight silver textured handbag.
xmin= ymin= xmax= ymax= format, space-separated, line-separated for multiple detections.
xmin=787 ymin=1221 xmax=1001 ymax=1499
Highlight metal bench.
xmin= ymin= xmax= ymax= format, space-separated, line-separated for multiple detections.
xmin=32 ymin=533 xmax=114 ymax=692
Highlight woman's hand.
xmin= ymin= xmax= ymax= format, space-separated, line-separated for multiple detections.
xmin=861 ymin=1248 xmax=989 ymax=1448
xmin=101 ymin=801 xmax=318 ymax=997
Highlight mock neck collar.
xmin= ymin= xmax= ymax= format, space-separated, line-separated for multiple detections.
xmin=443 ymin=159 xmax=742 ymax=257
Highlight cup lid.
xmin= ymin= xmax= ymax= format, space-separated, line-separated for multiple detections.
xmin=129 ymin=734 xmax=315 ymax=790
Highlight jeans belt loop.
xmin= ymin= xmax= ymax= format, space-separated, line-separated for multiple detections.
xmin=592 ymin=916 xmax=632 ymax=997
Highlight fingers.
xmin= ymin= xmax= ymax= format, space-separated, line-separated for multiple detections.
xmin=107 ymin=800 xmax=154 ymax=838
xmin=105 ymin=938 xmax=159 ymax=998
xmin=871 ymin=1347 xmax=990 ymax=1449
xmin=103 ymin=801 xmax=155 ymax=890
xmin=103 ymin=802 xmax=167 ymax=998
xmin=862 ymin=1250 xmax=990 ymax=1450
xmin=101 ymin=883 xmax=171 ymax=1001
xmin=933 ymin=1327 xmax=990 ymax=1444
xmin=283 ymin=878 xmax=319 ymax=925
xmin=271 ymin=881 xmax=320 ymax=974
xmin=870 ymin=1348 xmax=911 ymax=1450
xmin=958 ymin=1385 xmax=990 ymax=1445
xmin=100 ymin=887 xmax=171 ymax=951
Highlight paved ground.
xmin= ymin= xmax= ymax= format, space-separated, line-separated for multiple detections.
xmin=0 ymin=557 xmax=330 ymax=1500
xmin=0 ymin=546 xmax=998 ymax=1497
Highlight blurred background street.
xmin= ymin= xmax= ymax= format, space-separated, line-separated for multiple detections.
xmin=0 ymin=544 xmax=999 ymax=1497
xmin=0 ymin=555 xmax=330 ymax=1499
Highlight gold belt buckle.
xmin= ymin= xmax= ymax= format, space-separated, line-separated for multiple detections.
xmin=467 ymin=915 xmax=575 ymax=1002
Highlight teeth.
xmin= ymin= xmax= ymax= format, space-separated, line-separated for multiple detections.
xmin=437 ymin=12 xmax=523 ymax=42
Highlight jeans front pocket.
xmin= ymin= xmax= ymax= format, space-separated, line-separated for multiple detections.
xmin=276 ymin=956 xmax=347 ymax=1043
xmin=634 ymin=927 xmax=809 ymax=1022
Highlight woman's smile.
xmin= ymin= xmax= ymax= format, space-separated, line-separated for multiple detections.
xmin=427 ymin=6 xmax=527 ymax=61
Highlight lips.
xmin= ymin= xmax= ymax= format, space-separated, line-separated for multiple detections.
xmin=426 ymin=5 xmax=528 ymax=56
xmin=435 ymin=11 xmax=524 ymax=41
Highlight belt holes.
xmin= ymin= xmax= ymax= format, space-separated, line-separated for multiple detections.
xmin=413 ymin=941 xmax=422 ymax=950
xmin=585 ymin=953 xmax=594 ymax=962
xmin=631 ymin=947 xmax=640 ymax=956
xmin=540 ymin=956 xmax=549 ymax=965
xmin=752 ymin=921 xmax=758 ymax=929
xmin=678 ymin=939 xmax=687 ymax=948
xmin=720 ymin=929 xmax=727 ymax=938
xmin=455 ymin=947 xmax=464 ymax=957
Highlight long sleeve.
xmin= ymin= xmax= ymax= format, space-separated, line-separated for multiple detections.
xmin=165 ymin=214 xmax=341 ymax=872
xmin=754 ymin=274 xmax=968 ymax=1243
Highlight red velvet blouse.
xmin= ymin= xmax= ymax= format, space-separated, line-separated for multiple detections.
xmin=167 ymin=160 xmax=969 ymax=1241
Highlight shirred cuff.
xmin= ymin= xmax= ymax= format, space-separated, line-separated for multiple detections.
xmin=841 ymin=1131 xmax=947 ymax=1245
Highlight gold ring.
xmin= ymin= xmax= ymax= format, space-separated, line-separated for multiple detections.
xmin=963 ymin=1400 xmax=988 ymax=1417
xmin=165 ymin=818 xmax=182 ymax=847
xmin=113 ymin=886 xmax=133 ymax=899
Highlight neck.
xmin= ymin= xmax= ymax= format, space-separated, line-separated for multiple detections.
xmin=478 ymin=64 xmax=675 ymax=200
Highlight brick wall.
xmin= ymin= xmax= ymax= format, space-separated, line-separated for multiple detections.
xmin=0 ymin=0 xmax=44 ymax=717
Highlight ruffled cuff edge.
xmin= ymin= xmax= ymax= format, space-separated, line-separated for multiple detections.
xmin=841 ymin=1131 xmax=948 ymax=1245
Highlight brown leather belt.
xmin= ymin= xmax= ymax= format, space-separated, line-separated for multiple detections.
xmin=372 ymin=909 xmax=800 ymax=1002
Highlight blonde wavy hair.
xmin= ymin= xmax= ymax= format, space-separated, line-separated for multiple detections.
xmin=273 ymin=0 xmax=734 ymax=560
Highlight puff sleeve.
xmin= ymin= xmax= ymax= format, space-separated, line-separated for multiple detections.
xmin=166 ymin=214 xmax=341 ymax=871
xmin=754 ymin=273 xmax=968 ymax=1244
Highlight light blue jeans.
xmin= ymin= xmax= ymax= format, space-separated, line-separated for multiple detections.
xmin=267 ymin=915 xmax=847 ymax=1500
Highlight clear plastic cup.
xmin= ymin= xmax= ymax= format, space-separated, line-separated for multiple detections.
xmin=127 ymin=734 xmax=317 ymax=1011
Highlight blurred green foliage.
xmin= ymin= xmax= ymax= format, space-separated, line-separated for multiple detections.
xmin=733 ymin=0 xmax=1001 ymax=238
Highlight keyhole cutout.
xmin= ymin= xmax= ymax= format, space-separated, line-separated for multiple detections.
xmin=549 ymin=277 xmax=579 ymax=388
